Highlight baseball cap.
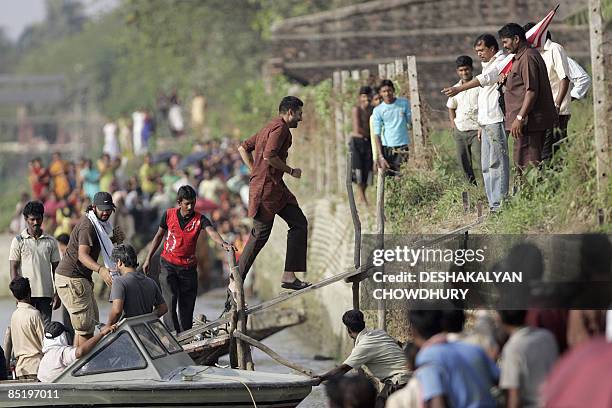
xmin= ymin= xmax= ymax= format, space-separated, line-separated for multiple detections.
xmin=93 ymin=192 xmax=116 ymax=211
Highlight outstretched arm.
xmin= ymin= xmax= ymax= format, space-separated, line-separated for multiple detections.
xmin=143 ymin=227 xmax=166 ymax=274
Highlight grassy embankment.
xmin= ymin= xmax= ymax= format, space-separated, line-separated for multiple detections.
xmin=384 ymin=99 xmax=610 ymax=234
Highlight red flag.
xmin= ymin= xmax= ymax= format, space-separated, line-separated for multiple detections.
xmin=498 ymin=5 xmax=560 ymax=75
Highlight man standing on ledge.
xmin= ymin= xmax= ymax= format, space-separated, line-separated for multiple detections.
xmin=237 ymin=96 xmax=310 ymax=293
xmin=498 ymin=23 xmax=557 ymax=173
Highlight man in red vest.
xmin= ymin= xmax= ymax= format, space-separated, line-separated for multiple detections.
xmin=143 ymin=185 xmax=233 ymax=333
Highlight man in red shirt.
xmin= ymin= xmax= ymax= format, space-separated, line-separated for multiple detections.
xmin=237 ymin=96 xmax=310 ymax=294
xmin=143 ymin=185 xmax=233 ymax=333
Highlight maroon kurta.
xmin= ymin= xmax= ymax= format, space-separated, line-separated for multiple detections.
xmin=241 ymin=117 xmax=298 ymax=222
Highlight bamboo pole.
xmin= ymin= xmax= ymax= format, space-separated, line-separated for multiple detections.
xmin=234 ymin=331 xmax=315 ymax=377
xmin=375 ymin=167 xmax=386 ymax=330
xmin=340 ymin=70 xmax=351 ymax=192
xmin=346 ymin=149 xmax=362 ymax=310
xmin=589 ymin=0 xmax=610 ymax=222
xmin=333 ymin=70 xmax=344 ymax=194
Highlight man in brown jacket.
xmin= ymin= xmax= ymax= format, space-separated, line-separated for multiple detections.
xmin=236 ymin=96 xmax=310 ymax=297
xmin=498 ymin=23 xmax=558 ymax=173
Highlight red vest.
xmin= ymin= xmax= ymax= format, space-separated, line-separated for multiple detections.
xmin=161 ymin=209 xmax=203 ymax=267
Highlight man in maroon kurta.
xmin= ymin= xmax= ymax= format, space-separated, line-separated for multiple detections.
xmin=236 ymin=96 xmax=310 ymax=293
xmin=499 ymin=23 xmax=557 ymax=173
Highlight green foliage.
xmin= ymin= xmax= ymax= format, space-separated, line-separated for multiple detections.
xmin=385 ymin=100 xmax=609 ymax=234
xmin=564 ymin=0 xmax=612 ymax=26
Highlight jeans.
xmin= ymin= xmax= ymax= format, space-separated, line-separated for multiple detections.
xmin=481 ymin=122 xmax=509 ymax=209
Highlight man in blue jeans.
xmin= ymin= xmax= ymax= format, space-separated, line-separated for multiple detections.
xmin=443 ymin=34 xmax=510 ymax=212
xmin=372 ymin=79 xmax=411 ymax=175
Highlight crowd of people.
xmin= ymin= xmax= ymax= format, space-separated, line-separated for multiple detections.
xmin=347 ymin=24 xmax=591 ymax=214
xmin=0 ymin=20 xmax=605 ymax=408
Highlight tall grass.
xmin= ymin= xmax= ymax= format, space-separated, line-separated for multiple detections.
xmin=385 ymin=100 xmax=610 ymax=233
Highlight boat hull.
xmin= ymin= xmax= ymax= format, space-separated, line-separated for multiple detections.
xmin=0 ymin=381 xmax=311 ymax=407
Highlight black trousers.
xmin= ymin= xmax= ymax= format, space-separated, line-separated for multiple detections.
xmin=160 ymin=258 xmax=198 ymax=333
xmin=239 ymin=204 xmax=308 ymax=279
xmin=542 ymin=115 xmax=571 ymax=161
xmin=31 ymin=297 xmax=52 ymax=325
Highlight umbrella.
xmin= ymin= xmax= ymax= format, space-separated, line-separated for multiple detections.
xmin=195 ymin=197 xmax=219 ymax=214
xmin=541 ymin=337 xmax=612 ymax=407
xmin=178 ymin=151 xmax=207 ymax=170
xmin=151 ymin=151 xmax=177 ymax=165
xmin=499 ymin=4 xmax=560 ymax=75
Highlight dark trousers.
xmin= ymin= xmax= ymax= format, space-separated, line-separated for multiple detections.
xmin=453 ymin=128 xmax=481 ymax=184
xmin=31 ymin=297 xmax=52 ymax=325
xmin=239 ymin=204 xmax=308 ymax=279
xmin=542 ymin=115 xmax=571 ymax=161
xmin=160 ymin=258 xmax=198 ymax=333
xmin=513 ymin=129 xmax=545 ymax=173
xmin=382 ymin=145 xmax=409 ymax=175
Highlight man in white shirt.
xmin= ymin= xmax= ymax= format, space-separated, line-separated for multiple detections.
xmin=567 ymin=57 xmax=591 ymax=100
xmin=447 ymin=56 xmax=480 ymax=185
xmin=37 ymin=321 xmax=116 ymax=382
xmin=316 ymin=310 xmax=409 ymax=408
xmin=442 ymin=34 xmax=510 ymax=212
xmin=524 ymin=25 xmax=572 ymax=161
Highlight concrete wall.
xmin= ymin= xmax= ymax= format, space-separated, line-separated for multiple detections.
xmin=252 ymin=198 xmax=359 ymax=358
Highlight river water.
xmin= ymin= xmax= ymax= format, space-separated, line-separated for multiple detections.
xmin=0 ymin=288 xmax=334 ymax=407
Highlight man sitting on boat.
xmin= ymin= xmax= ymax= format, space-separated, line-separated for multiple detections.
xmin=37 ymin=322 xmax=117 ymax=382
xmin=106 ymin=244 xmax=168 ymax=326
xmin=315 ymin=310 xmax=410 ymax=408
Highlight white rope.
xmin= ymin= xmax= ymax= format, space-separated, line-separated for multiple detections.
xmin=178 ymin=367 xmax=258 ymax=408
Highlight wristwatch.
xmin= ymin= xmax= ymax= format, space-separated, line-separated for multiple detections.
xmin=516 ymin=115 xmax=524 ymax=122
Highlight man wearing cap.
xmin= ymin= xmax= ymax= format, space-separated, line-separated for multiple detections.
xmin=37 ymin=321 xmax=117 ymax=382
xmin=54 ymin=192 xmax=123 ymax=346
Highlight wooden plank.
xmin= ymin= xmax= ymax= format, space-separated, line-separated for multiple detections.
xmin=589 ymin=0 xmax=610 ymax=220
xmin=406 ymin=56 xmax=427 ymax=167
xmin=234 ymin=331 xmax=314 ymax=377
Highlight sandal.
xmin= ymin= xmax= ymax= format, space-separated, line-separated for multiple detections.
xmin=281 ymin=279 xmax=312 ymax=291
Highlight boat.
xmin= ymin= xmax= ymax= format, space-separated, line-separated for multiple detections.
xmin=0 ymin=314 xmax=313 ymax=408
xmin=182 ymin=308 xmax=306 ymax=365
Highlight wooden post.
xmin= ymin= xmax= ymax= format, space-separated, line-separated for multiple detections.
xmin=462 ymin=191 xmax=469 ymax=214
xmin=589 ymin=0 xmax=610 ymax=222
xmin=406 ymin=56 xmax=428 ymax=168
xmin=227 ymin=249 xmax=253 ymax=370
xmin=340 ymin=70 xmax=351 ymax=192
xmin=351 ymin=70 xmax=360 ymax=80
xmin=334 ymin=71 xmax=344 ymax=191
xmin=395 ymin=59 xmax=404 ymax=79
xmin=360 ymin=69 xmax=370 ymax=83
xmin=346 ymin=149 xmax=362 ymax=310
xmin=386 ymin=63 xmax=396 ymax=79
xmin=378 ymin=64 xmax=387 ymax=80
xmin=375 ymin=167 xmax=386 ymax=329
